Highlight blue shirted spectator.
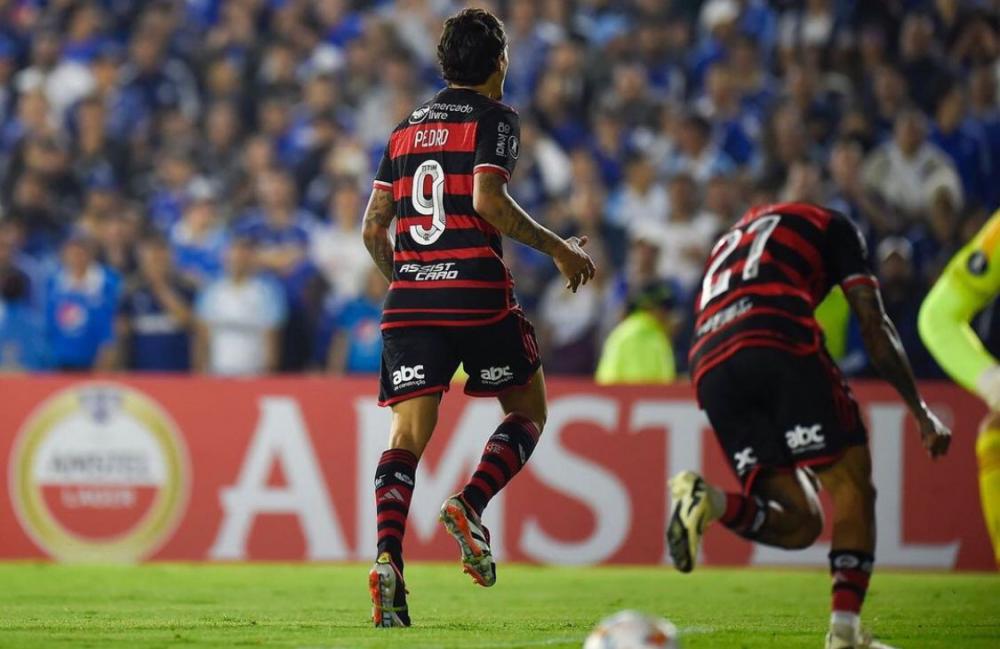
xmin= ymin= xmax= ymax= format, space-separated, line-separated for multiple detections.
xmin=148 ymin=149 xmax=198 ymax=232
xmin=45 ymin=233 xmax=121 ymax=370
xmin=324 ymin=268 xmax=386 ymax=374
xmin=0 ymin=258 xmax=49 ymax=371
xmin=169 ymin=179 xmax=227 ymax=286
xmin=932 ymin=82 xmax=994 ymax=211
xmin=117 ymin=233 xmax=195 ymax=372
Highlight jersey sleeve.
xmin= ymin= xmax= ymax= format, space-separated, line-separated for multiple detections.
xmin=372 ymin=146 xmax=393 ymax=192
xmin=919 ymin=210 xmax=1000 ymax=393
xmin=825 ymin=212 xmax=877 ymax=291
xmin=473 ymin=107 xmax=520 ymax=182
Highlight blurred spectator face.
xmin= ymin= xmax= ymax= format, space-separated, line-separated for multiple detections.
xmin=630 ymin=237 xmax=661 ymax=278
xmin=184 ymin=195 xmax=218 ymax=234
xmin=159 ymin=108 xmax=197 ymax=145
xmin=613 ymin=64 xmax=647 ymax=103
xmin=206 ymin=58 xmax=243 ymax=99
xmin=668 ymin=175 xmax=697 ymax=218
xmin=830 ymin=140 xmax=863 ymax=189
xmin=511 ymin=0 xmax=537 ymax=32
xmin=90 ymin=52 xmax=121 ymax=93
xmin=304 ymin=75 xmax=337 ymax=114
xmin=0 ymin=223 xmax=16 ymax=267
xmin=706 ymin=65 xmax=736 ymax=110
xmin=625 ymin=156 xmax=656 ymax=191
xmin=730 ymin=36 xmax=758 ymax=77
xmin=901 ymin=14 xmax=935 ymax=60
xmin=259 ymin=98 xmax=291 ymax=137
xmin=257 ymin=171 xmax=295 ymax=214
xmin=874 ymin=66 xmax=907 ymax=112
xmin=894 ymin=111 xmax=927 ymax=157
xmin=859 ymin=26 xmax=887 ymax=68
xmin=261 ymin=44 xmax=297 ymax=86
xmin=936 ymin=85 xmax=966 ymax=132
xmin=62 ymin=239 xmax=93 ymax=276
xmin=772 ymin=105 xmax=807 ymax=163
xmin=77 ymin=98 xmax=106 ymax=138
xmin=569 ymin=183 xmax=606 ymax=229
xmin=139 ymin=237 xmax=173 ymax=279
xmin=569 ymin=149 xmax=601 ymax=186
xmin=13 ymin=174 xmax=47 ymax=210
xmin=225 ymin=239 xmax=255 ymax=279
xmin=705 ymin=175 xmax=738 ymax=222
xmin=783 ymin=160 xmax=822 ymax=203
xmin=31 ymin=31 xmax=60 ymax=68
xmin=158 ymin=153 xmax=195 ymax=190
xmin=677 ymin=117 xmax=710 ymax=156
xmin=25 ymin=136 xmax=69 ymax=177
xmin=243 ymin=136 xmax=275 ymax=178
xmin=333 ymin=184 xmax=361 ymax=230
xmin=970 ymin=66 xmax=997 ymax=109
xmin=85 ymin=185 xmax=118 ymax=216
xmin=17 ymin=90 xmax=51 ymax=133
xmin=316 ymin=0 xmax=348 ymax=28
xmin=131 ymin=33 xmax=165 ymax=73
xmin=206 ymin=102 xmax=240 ymax=150
xmin=68 ymin=3 xmax=104 ymax=43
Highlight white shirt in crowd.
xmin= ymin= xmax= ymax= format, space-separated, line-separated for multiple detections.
xmin=196 ymin=276 xmax=287 ymax=375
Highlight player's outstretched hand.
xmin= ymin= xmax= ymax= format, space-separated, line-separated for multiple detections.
xmin=918 ymin=409 xmax=951 ymax=459
xmin=554 ymin=235 xmax=597 ymax=293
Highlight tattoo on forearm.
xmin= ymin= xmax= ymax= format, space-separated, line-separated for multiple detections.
xmin=363 ymin=189 xmax=396 ymax=282
xmin=476 ymin=174 xmax=558 ymax=255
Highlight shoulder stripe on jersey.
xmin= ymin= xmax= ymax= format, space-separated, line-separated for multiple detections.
xmin=841 ymin=274 xmax=879 ymax=291
xmin=393 ymin=174 xmax=473 ymax=200
xmin=473 ymin=163 xmax=511 ymax=181
xmin=390 ymin=279 xmax=511 ymax=290
xmin=394 ymin=246 xmax=498 ymax=262
xmin=373 ymin=180 xmax=392 ymax=191
xmin=389 ymin=121 xmax=478 ymax=159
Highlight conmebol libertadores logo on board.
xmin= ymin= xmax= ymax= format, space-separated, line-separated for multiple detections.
xmin=9 ymin=383 xmax=189 ymax=562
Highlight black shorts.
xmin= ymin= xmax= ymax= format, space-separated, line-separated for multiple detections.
xmin=696 ymin=346 xmax=867 ymax=493
xmin=378 ymin=309 xmax=541 ymax=407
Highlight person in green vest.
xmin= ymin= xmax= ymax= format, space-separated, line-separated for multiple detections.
xmin=596 ymin=281 xmax=677 ymax=384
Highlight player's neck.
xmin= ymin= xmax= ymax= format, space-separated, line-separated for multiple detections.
xmin=447 ymin=83 xmax=500 ymax=102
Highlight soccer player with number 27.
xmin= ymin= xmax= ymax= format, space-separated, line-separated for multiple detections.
xmin=361 ymin=8 xmax=595 ymax=628
xmin=668 ymin=202 xmax=952 ymax=648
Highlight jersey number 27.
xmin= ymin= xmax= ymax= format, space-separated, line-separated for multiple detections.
xmin=700 ymin=215 xmax=781 ymax=310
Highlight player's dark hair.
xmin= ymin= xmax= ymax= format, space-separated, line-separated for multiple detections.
xmin=437 ymin=8 xmax=507 ymax=87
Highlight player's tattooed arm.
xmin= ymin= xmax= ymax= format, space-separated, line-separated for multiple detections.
xmin=846 ymin=284 xmax=952 ymax=458
xmin=362 ymin=188 xmax=396 ymax=282
xmin=474 ymin=173 xmax=596 ymax=292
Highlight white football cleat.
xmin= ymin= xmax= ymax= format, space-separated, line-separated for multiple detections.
xmin=825 ymin=623 xmax=897 ymax=648
xmin=666 ymin=470 xmax=716 ymax=573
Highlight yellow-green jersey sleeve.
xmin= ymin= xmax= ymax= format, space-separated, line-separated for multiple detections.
xmin=919 ymin=210 xmax=1000 ymax=392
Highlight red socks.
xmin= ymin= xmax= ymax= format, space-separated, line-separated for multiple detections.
xmin=461 ymin=413 xmax=541 ymax=516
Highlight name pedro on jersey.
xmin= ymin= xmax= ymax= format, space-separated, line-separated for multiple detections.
xmin=399 ymin=262 xmax=460 ymax=281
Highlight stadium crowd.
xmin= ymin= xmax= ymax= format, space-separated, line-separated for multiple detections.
xmin=0 ymin=0 xmax=997 ymax=379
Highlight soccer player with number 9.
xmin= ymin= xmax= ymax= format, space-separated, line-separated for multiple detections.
xmin=668 ymin=202 xmax=951 ymax=648
xmin=361 ymin=8 xmax=595 ymax=628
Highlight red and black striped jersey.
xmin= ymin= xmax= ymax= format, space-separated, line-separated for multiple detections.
xmin=689 ymin=202 xmax=877 ymax=385
xmin=372 ymin=87 xmax=520 ymax=329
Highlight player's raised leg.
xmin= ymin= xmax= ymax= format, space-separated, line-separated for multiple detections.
xmin=370 ymin=394 xmax=439 ymax=628
xmin=668 ymin=468 xmax=823 ymax=573
xmin=815 ymin=445 xmax=878 ymax=649
xmin=441 ymin=370 xmax=547 ymax=587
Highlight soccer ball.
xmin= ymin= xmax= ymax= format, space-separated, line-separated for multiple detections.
xmin=583 ymin=610 xmax=680 ymax=649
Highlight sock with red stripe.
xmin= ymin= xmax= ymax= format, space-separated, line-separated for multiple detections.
xmin=461 ymin=413 xmax=541 ymax=517
xmin=374 ymin=448 xmax=418 ymax=572
xmin=829 ymin=549 xmax=874 ymax=618
xmin=718 ymin=492 xmax=769 ymax=539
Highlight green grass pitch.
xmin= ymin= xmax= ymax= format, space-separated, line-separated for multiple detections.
xmin=0 ymin=563 xmax=996 ymax=648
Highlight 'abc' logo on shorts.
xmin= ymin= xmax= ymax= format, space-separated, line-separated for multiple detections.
xmin=392 ymin=365 xmax=425 ymax=387
xmin=480 ymin=366 xmax=513 ymax=383
xmin=785 ymin=424 xmax=825 ymax=451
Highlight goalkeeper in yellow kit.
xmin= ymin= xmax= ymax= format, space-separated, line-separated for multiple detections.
xmin=919 ymin=209 xmax=1000 ymax=567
